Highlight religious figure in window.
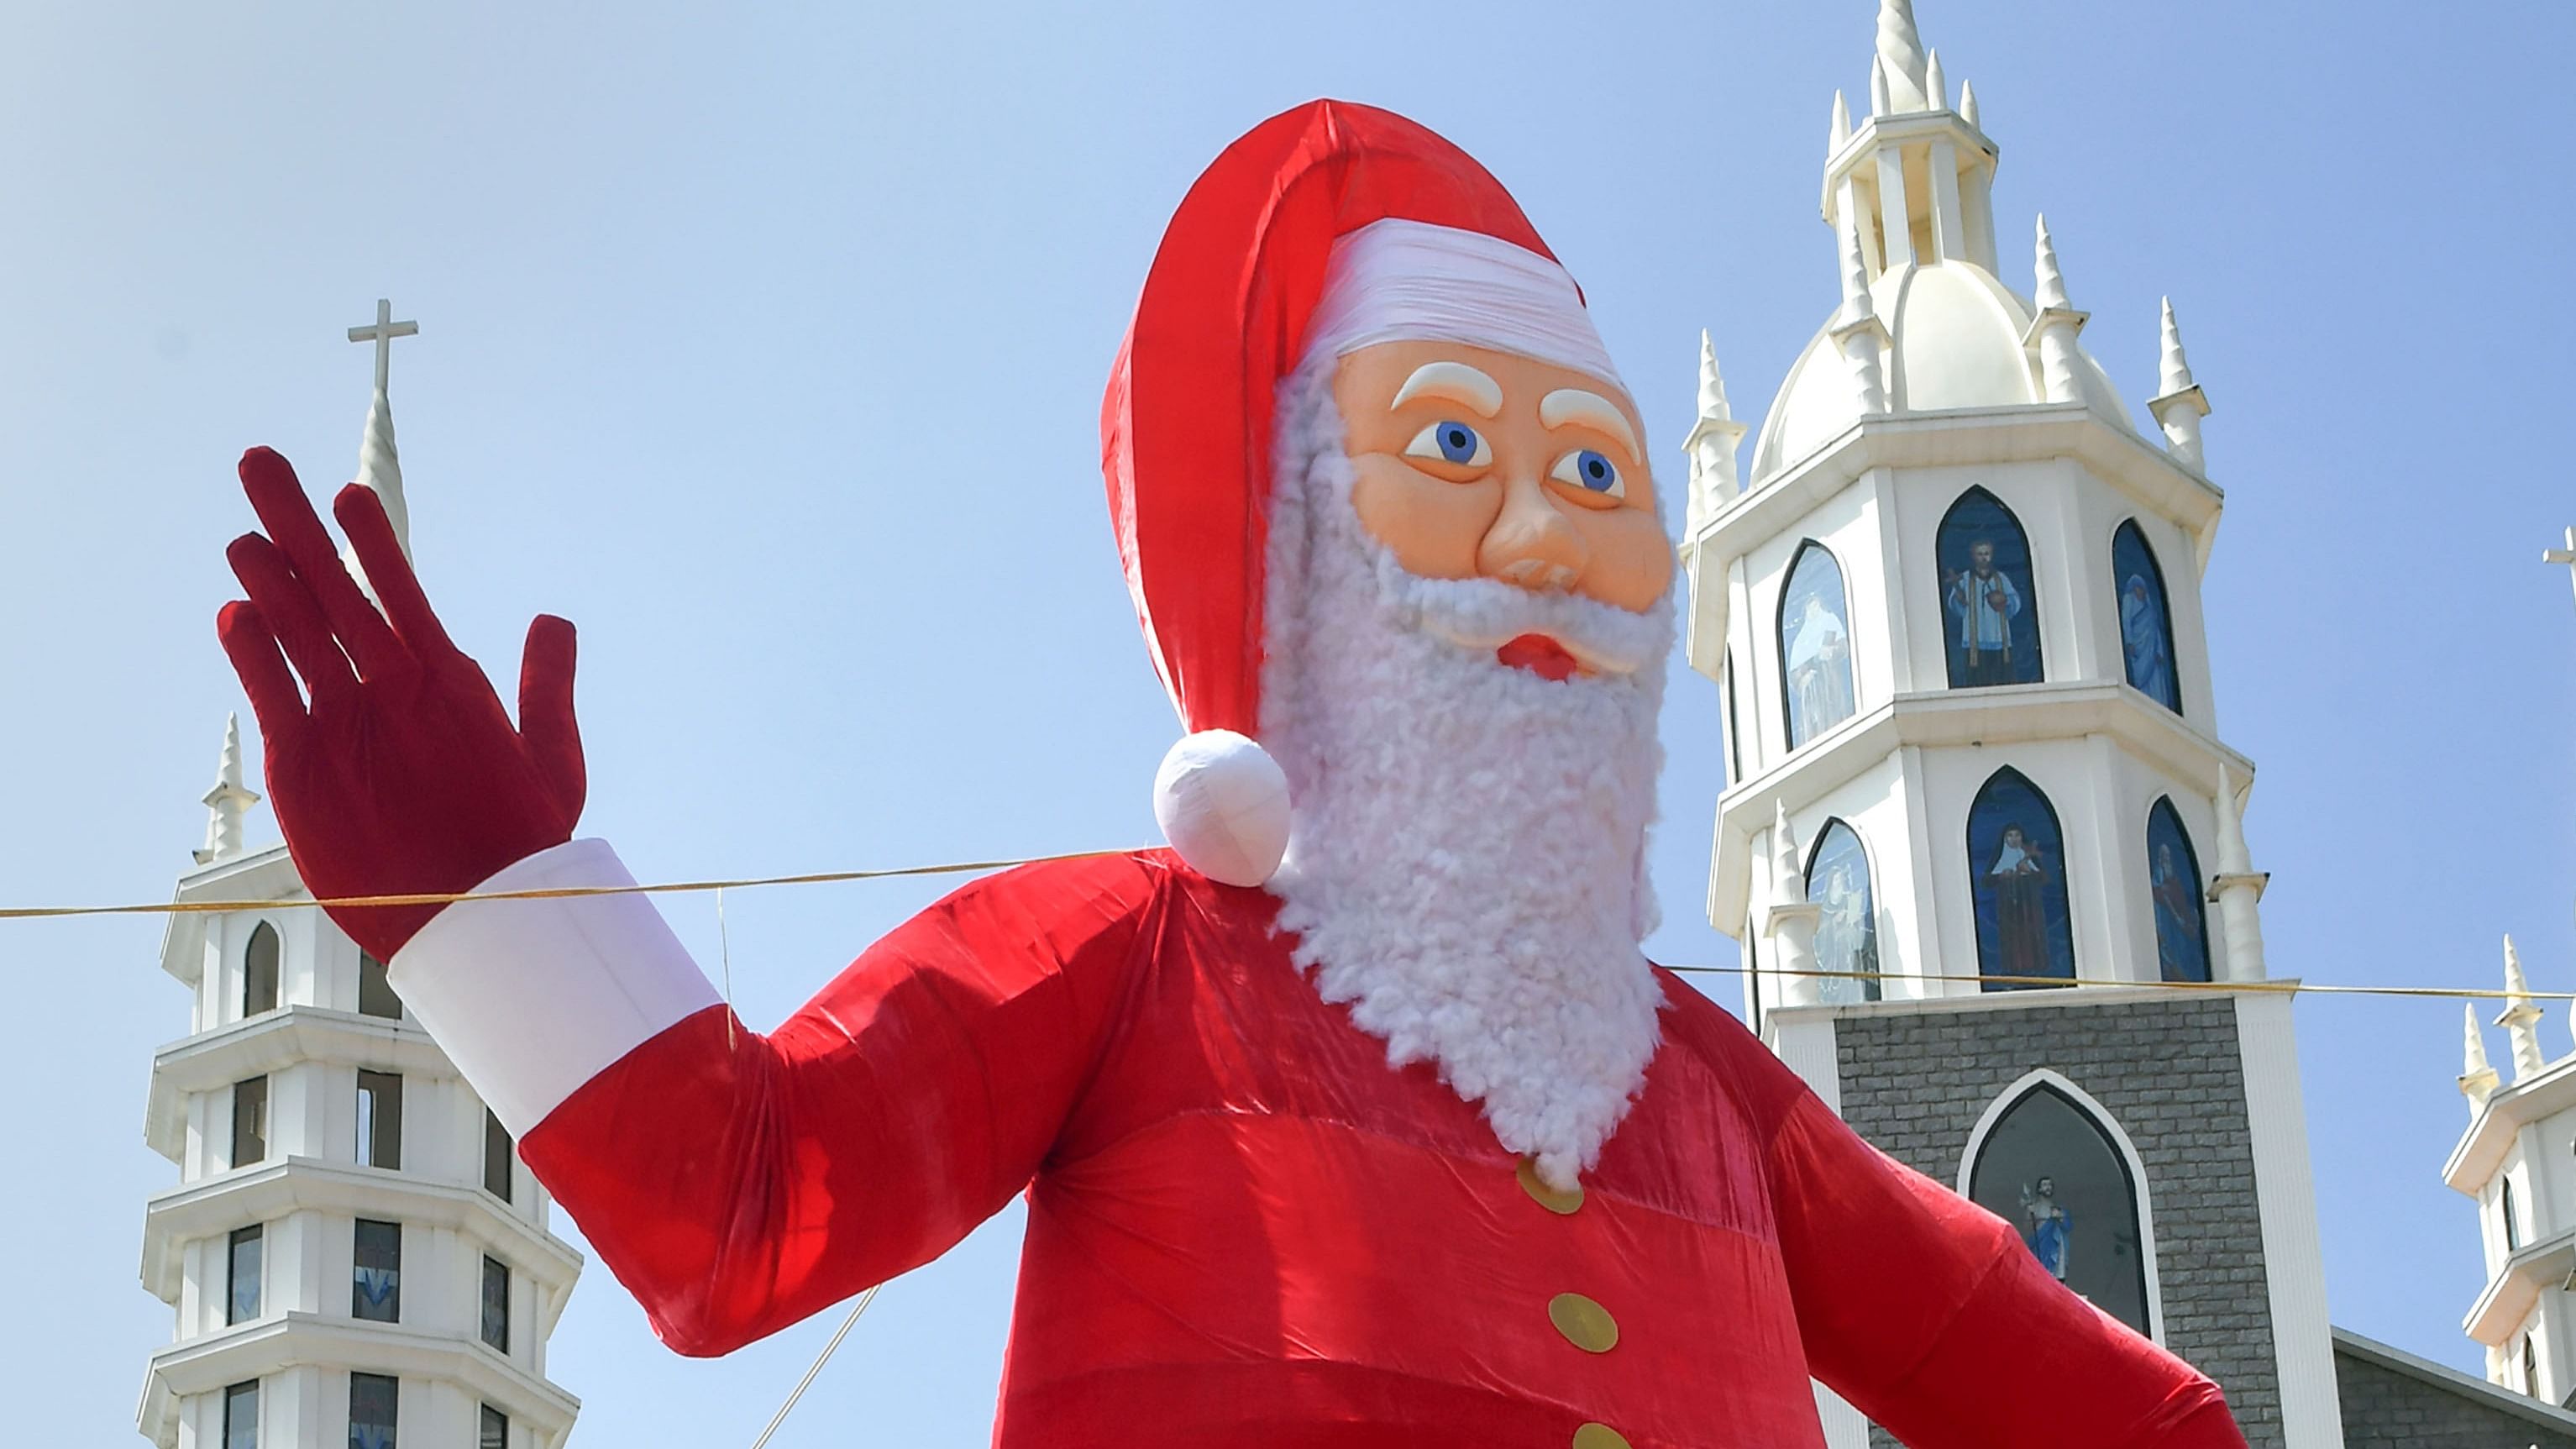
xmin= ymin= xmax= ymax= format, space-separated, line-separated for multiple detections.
xmin=2146 ymin=799 xmax=2211 ymax=984
xmin=2021 ymin=1177 xmax=2071 ymax=1280
xmin=1968 ymin=1085 xmax=2152 ymax=1335
xmin=1969 ymin=769 xmax=2076 ymax=989
xmin=2112 ymin=522 xmax=2180 ymax=712
xmin=1780 ymin=543 xmax=1856 ymax=748
xmin=1806 ymin=822 xmax=1881 ymax=1004
xmin=1936 ymin=489 xmax=2044 ymax=687
xmin=1988 ymin=825 xmax=2051 ymax=982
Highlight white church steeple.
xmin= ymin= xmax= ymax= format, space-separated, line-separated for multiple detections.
xmin=191 ymin=712 xmax=260 ymax=867
xmin=139 ymin=302 xmax=585 ymax=1449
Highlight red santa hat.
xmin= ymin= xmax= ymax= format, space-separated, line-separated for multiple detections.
xmin=1101 ymin=99 xmax=1616 ymax=887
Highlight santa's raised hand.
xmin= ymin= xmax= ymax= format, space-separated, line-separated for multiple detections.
xmin=214 ymin=445 xmax=585 ymax=958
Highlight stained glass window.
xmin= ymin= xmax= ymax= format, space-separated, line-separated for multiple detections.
xmin=1969 ymin=768 xmax=2076 ymax=989
xmin=1805 ymin=821 xmax=1881 ymax=1003
xmin=2146 ymin=799 xmax=2211 ymax=983
xmin=1967 ymin=1083 xmax=2150 ymax=1335
xmin=349 ymin=1372 xmax=397 ymax=1449
xmin=2112 ymin=521 xmax=2180 ymax=712
xmin=481 ymin=1256 xmax=511 ymax=1353
xmin=480 ymin=1404 xmax=508 ymax=1449
xmin=484 ymin=1109 xmax=515 ymax=1203
xmin=1779 ymin=541 xmax=1858 ymax=748
xmin=1936 ymin=488 xmax=2043 ymax=687
xmin=231 ymin=1076 xmax=267 ymax=1168
xmin=353 ymin=1219 xmax=401 ymax=1323
xmin=357 ymin=1071 xmax=401 ymax=1170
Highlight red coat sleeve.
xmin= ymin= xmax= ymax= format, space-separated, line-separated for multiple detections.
xmin=517 ymin=853 xmax=1159 ymax=1356
xmin=1765 ymin=1078 xmax=2247 ymax=1448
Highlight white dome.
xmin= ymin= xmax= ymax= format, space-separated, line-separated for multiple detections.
xmin=1750 ymin=260 xmax=2137 ymax=481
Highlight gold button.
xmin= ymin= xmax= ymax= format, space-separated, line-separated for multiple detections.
xmin=1517 ymin=1158 xmax=1583 ymax=1215
xmin=1571 ymin=1425 xmax=1632 ymax=1449
xmin=1548 ymin=1292 xmax=1619 ymax=1353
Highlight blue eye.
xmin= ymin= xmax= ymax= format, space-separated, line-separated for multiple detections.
xmin=1550 ymin=448 xmax=1625 ymax=498
xmin=1404 ymin=420 xmax=1493 ymax=469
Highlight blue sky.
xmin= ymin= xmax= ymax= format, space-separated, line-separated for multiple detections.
xmin=4 ymin=1 xmax=2572 ymax=1441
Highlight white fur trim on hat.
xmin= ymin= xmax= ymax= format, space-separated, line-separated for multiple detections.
xmin=1298 ymin=218 xmax=1621 ymax=386
xmin=1152 ymin=729 xmax=1292 ymax=887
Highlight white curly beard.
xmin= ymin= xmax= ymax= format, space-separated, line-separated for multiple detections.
xmin=1257 ymin=360 xmax=1676 ymax=1189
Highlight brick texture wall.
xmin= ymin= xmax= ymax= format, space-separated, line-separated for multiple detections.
xmin=1830 ymin=995 xmax=2281 ymax=1449
xmin=2334 ymin=1339 xmax=2576 ymax=1447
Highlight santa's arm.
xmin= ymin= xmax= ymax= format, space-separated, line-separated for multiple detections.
xmin=389 ymin=840 xmax=1154 ymax=1356
xmin=1765 ymin=1086 xmax=2248 ymax=1449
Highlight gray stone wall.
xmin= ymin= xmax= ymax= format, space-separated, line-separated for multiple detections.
xmin=2334 ymin=1337 xmax=2576 ymax=1448
xmin=1832 ymin=995 xmax=2280 ymax=1449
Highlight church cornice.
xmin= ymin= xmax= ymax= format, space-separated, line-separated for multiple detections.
xmin=1708 ymin=678 xmax=2253 ymax=936
xmin=2445 ymin=1052 xmax=2576 ymax=1194
xmin=140 ymin=1310 xmax=580 ymax=1447
xmin=2458 ymin=1225 xmax=2576 ymax=1347
xmin=144 ymin=1005 xmax=459 ymax=1163
xmin=141 ymin=1156 xmax=583 ymax=1310
xmin=1692 ymin=403 xmax=2224 ymax=589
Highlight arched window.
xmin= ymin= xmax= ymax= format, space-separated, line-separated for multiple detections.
xmin=2525 ymin=1335 xmax=2540 ymax=1396
xmin=1936 ymin=488 xmax=2044 ymax=688
xmin=2145 ymin=799 xmax=2211 ymax=984
xmin=1968 ymin=768 xmax=2075 ymax=989
xmin=1805 ymin=820 xmax=1881 ymax=1003
xmin=2112 ymin=521 xmax=2181 ymax=713
xmin=1967 ymin=1081 xmax=2151 ymax=1335
xmin=2505 ymin=1177 xmax=2523 ymax=1252
xmin=1778 ymin=541 xmax=1857 ymax=748
xmin=242 ymin=921 xmax=280 ymax=1017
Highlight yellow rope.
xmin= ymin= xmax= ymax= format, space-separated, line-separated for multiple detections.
xmin=5 ymin=843 xmax=2561 ymax=1005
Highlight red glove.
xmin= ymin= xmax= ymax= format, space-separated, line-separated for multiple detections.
xmin=215 ymin=446 xmax=585 ymax=958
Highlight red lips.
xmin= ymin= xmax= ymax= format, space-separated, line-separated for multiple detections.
xmin=1497 ymin=633 xmax=1580 ymax=681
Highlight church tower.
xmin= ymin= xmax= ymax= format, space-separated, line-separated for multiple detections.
xmin=136 ymin=306 xmax=585 ymax=1449
xmin=1681 ymin=5 xmax=2338 ymax=1446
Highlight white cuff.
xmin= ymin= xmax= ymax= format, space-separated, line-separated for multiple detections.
xmin=390 ymin=838 xmax=722 ymax=1138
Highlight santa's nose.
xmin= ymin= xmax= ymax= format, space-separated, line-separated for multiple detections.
xmin=1477 ymin=477 xmax=1587 ymax=593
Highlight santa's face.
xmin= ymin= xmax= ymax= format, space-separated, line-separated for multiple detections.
xmin=1331 ymin=339 xmax=1672 ymax=678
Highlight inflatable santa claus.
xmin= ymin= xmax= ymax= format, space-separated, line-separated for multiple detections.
xmin=214 ymin=101 xmax=2244 ymax=1448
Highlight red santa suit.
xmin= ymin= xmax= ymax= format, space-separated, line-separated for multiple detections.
xmin=218 ymin=100 xmax=2247 ymax=1449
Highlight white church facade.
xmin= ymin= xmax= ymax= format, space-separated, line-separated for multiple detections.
xmin=135 ymin=309 xmax=584 ymax=1449
xmin=1681 ymin=5 xmax=2576 ymax=1447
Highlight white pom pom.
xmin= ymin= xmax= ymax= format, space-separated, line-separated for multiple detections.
xmin=1152 ymin=730 xmax=1291 ymax=887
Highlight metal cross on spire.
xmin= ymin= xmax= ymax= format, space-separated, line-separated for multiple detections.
xmin=2546 ymin=526 xmax=2576 ymax=611
xmin=347 ymin=297 xmax=417 ymax=395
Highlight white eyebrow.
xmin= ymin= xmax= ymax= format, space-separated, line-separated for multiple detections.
xmin=1539 ymin=388 xmax=1640 ymax=456
xmin=1391 ymin=361 xmax=1503 ymax=417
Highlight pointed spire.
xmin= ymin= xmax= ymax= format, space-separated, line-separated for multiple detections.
xmin=2148 ymin=296 xmax=2212 ymax=471
xmin=1771 ymin=800 xmax=1806 ymax=895
xmin=192 ymin=713 xmax=262 ymax=867
xmin=1959 ymin=79 xmax=1981 ymax=129
xmin=1697 ymin=329 xmax=1731 ymax=422
xmin=1832 ymin=213 xmax=1891 ymax=415
xmin=1875 ymin=0 xmax=1931 ymax=112
xmin=1830 ymin=90 xmax=1853 ymax=153
xmin=1869 ymin=55 xmax=1892 ymax=118
xmin=2033 ymin=213 xmax=2070 ymax=311
xmin=2462 ymin=1001 xmax=2501 ymax=1116
xmin=2500 ymin=935 xmax=2549 ymax=1082
xmin=356 ymin=384 xmax=411 ymax=558
xmin=1925 ymin=48 xmax=1949 ymax=112
xmin=1684 ymin=329 xmax=1748 ymax=532
xmin=2159 ymin=297 xmax=2196 ymax=396
xmin=2209 ymin=764 xmax=2269 ymax=981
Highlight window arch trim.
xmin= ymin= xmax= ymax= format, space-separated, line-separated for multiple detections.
xmin=2110 ymin=518 xmax=2183 ymax=714
xmin=1934 ymin=486 xmax=2046 ymax=688
xmin=1802 ymin=816 xmax=1883 ymax=1003
xmin=1776 ymin=538 xmax=1860 ymax=751
xmin=1967 ymin=764 xmax=2078 ymax=988
xmin=1958 ymin=1068 xmax=2164 ymax=1344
